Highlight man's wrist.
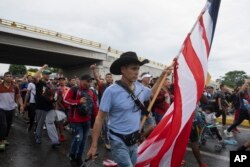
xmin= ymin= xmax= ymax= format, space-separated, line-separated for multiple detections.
xmin=91 ymin=144 xmax=98 ymax=148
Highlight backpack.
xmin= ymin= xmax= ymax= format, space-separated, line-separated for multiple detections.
xmin=72 ymin=86 xmax=94 ymax=117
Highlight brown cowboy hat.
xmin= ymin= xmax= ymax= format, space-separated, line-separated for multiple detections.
xmin=110 ymin=51 xmax=149 ymax=75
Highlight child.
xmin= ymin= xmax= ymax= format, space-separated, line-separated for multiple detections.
xmin=203 ymin=105 xmax=223 ymax=142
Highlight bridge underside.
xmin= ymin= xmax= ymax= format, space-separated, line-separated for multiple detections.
xmin=0 ymin=43 xmax=101 ymax=69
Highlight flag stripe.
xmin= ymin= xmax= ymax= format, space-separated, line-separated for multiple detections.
xmin=182 ymin=35 xmax=205 ymax=98
xmin=170 ymin=115 xmax=194 ymax=167
xmin=199 ymin=16 xmax=210 ymax=55
xmin=190 ymin=20 xmax=208 ymax=81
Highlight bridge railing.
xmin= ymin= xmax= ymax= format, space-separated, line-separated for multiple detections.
xmin=0 ymin=18 xmax=166 ymax=69
xmin=0 ymin=18 xmax=102 ymax=49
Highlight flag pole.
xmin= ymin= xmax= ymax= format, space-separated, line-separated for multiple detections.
xmin=140 ymin=9 xmax=206 ymax=130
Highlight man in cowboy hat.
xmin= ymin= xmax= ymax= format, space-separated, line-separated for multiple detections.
xmin=87 ymin=51 xmax=172 ymax=166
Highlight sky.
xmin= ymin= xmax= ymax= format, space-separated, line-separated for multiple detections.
xmin=0 ymin=0 xmax=249 ymax=80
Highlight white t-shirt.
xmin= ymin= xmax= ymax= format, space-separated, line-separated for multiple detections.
xmin=27 ymin=82 xmax=36 ymax=103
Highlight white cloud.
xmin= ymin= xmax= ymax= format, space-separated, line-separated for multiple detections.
xmin=0 ymin=0 xmax=249 ymax=79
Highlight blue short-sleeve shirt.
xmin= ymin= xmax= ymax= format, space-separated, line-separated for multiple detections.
xmin=100 ymin=81 xmax=151 ymax=140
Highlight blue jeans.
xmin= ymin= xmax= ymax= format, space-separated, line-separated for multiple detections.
xmin=69 ymin=121 xmax=90 ymax=157
xmin=102 ymin=116 xmax=110 ymax=145
xmin=110 ymin=139 xmax=138 ymax=167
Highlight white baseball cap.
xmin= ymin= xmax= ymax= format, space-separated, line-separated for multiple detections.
xmin=140 ymin=72 xmax=152 ymax=80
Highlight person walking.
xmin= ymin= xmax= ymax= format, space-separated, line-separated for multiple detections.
xmin=64 ymin=74 xmax=98 ymax=166
xmin=0 ymin=72 xmax=24 ymax=151
xmin=34 ymin=65 xmax=60 ymax=148
xmin=87 ymin=51 xmax=172 ymax=166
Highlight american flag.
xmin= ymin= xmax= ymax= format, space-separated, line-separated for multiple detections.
xmin=136 ymin=0 xmax=221 ymax=166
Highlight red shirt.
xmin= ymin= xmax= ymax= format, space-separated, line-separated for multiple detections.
xmin=57 ymin=85 xmax=70 ymax=109
xmin=154 ymin=89 xmax=171 ymax=115
xmin=64 ymin=86 xmax=98 ymax=123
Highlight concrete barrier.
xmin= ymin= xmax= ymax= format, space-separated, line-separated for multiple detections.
xmin=216 ymin=116 xmax=250 ymax=127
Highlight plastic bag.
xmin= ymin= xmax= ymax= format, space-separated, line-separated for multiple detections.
xmin=55 ymin=110 xmax=67 ymax=121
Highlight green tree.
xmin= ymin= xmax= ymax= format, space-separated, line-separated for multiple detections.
xmin=221 ymin=70 xmax=248 ymax=88
xmin=48 ymin=67 xmax=59 ymax=73
xmin=8 ymin=64 xmax=27 ymax=76
xmin=27 ymin=68 xmax=38 ymax=73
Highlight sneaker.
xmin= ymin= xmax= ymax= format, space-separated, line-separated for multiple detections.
xmin=59 ymin=135 xmax=66 ymax=142
xmin=224 ymin=129 xmax=233 ymax=138
xmin=0 ymin=143 xmax=5 ymax=151
xmin=200 ymin=162 xmax=208 ymax=167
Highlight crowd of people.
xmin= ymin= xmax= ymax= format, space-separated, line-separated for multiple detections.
xmin=0 ymin=51 xmax=249 ymax=167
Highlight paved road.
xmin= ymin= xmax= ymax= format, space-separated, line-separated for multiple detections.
xmin=184 ymin=124 xmax=250 ymax=167
xmin=0 ymin=115 xmax=249 ymax=167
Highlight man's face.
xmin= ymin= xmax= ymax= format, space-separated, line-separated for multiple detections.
xmin=105 ymin=74 xmax=113 ymax=84
xmin=27 ymin=76 xmax=33 ymax=82
xmin=207 ymin=87 xmax=214 ymax=93
xmin=22 ymin=78 xmax=27 ymax=83
xmin=80 ymin=80 xmax=91 ymax=89
xmin=76 ymin=78 xmax=80 ymax=86
xmin=4 ymin=74 xmax=13 ymax=83
xmin=164 ymin=79 xmax=171 ymax=89
xmin=121 ymin=64 xmax=140 ymax=82
xmin=42 ymin=74 xmax=50 ymax=81
xmin=70 ymin=79 xmax=76 ymax=85
xmin=142 ymin=77 xmax=151 ymax=85
xmin=59 ymin=79 xmax=66 ymax=86
xmin=205 ymin=109 xmax=211 ymax=114
xmin=221 ymin=85 xmax=227 ymax=92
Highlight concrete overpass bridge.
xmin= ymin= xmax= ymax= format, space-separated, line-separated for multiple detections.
xmin=0 ymin=18 xmax=166 ymax=79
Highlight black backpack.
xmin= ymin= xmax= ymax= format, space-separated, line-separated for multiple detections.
xmin=71 ymin=86 xmax=94 ymax=117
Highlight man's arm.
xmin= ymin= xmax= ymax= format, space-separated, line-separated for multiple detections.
xmin=24 ymin=89 xmax=31 ymax=108
xmin=56 ymin=93 xmax=66 ymax=110
xmin=16 ymin=93 xmax=24 ymax=113
xmin=34 ymin=64 xmax=48 ymax=81
xmin=151 ymin=66 xmax=173 ymax=96
xmin=217 ymin=96 xmax=222 ymax=110
xmin=87 ymin=111 xmax=107 ymax=158
xmin=90 ymin=64 xmax=101 ymax=84
xmin=239 ymin=79 xmax=250 ymax=93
